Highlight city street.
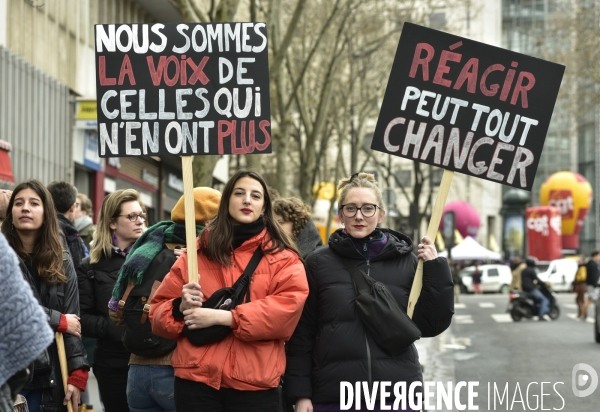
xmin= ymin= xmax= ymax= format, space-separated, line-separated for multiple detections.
xmin=83 ymin=293 xmax=599 ymax=411
xmin=418 ymin=293 xmax=600 ymax=411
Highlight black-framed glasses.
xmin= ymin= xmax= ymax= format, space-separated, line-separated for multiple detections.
xmin=117 ymin=213 xmax=147 ymax=222
xmin=340 ymin=204 xmax=379 ymax=218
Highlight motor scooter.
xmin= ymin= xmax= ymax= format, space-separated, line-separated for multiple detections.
xmin=507 ymin=282 xmax=560 ymax=321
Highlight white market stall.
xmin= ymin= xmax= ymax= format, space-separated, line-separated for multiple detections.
xmin=439 ymin=236 xmax=502 ymax=261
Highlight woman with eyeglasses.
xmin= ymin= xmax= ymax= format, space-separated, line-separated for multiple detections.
xmin=77 ymin=189 xmax=146 ymax=412
xmin=285 ymin=173 xmax=454 ymax=412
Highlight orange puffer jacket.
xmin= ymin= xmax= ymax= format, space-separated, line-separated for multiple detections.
xmin=149 ymin=228 xmax=308 ymax=390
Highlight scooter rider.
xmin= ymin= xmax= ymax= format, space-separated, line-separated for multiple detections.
xmin=521 ymin=258 xmax=550 ymax=321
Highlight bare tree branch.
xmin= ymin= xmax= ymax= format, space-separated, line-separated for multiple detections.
xmin=269 ymin=0 xmax=308 ymax=79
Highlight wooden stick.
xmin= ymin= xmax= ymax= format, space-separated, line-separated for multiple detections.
xmin=55 ymin=332 xmax=74 ymax=412
xmin=182 ymin=156 xmax=199 ymax=283
xmin=407 ymin=170 xmax=454 ymax=318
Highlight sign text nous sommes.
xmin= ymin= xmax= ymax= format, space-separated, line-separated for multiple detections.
xmin=94 ymin=22 xmax=271 ymax=158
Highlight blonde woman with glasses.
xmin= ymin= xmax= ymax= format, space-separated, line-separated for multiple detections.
xmin=285 ymin=173 xmax=454 ymax=412
xmin=77 ymin=189 xmax=145 ymax=412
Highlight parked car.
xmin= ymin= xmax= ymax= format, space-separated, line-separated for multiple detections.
xmin=459 ymin=264 xmax=512 ymax=293
xmin=537 ymin=258 xmax=578 ymax=292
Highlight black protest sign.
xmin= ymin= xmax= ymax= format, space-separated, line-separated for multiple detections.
xmin=94 ymin=23 xmax=271 ymax=157
xmin=372 ymin=23 xmax=565 ymax=191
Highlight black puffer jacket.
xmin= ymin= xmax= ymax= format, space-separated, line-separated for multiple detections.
xmin=20 ymin=252 xmax=89 ymax=412
xmin=285 ymin=228 xmax=454 ymax=404
xmin=78 ymin=252 xmax=130 ymax=369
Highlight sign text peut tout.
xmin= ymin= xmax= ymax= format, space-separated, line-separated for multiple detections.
xmin=372 ymin=23 xmax=565 ymax=191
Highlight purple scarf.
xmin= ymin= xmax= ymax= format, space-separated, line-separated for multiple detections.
xmin=345 ymin=229 xmax=387 ymax=260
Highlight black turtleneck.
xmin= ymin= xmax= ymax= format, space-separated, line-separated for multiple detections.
xmin=232 ymin=217 xmax=265 ymax=249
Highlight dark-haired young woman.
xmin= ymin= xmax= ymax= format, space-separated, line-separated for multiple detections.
xmin=1 ymin=180 xmax=89 ymax=412
xmin=150 ymin=170 xmax=309 ymax=412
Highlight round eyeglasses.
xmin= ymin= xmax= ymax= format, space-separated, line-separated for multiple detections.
xmin=117 ymin=213 xmax=147 ymax=222
xmin=340 ymin=204 xmax=379 ymax=218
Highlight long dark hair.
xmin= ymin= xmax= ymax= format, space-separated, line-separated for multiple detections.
xmin=0 ymin=180 xmax=66 ymax=284
xmin=199 ymin=170 xmax=301 ymax=266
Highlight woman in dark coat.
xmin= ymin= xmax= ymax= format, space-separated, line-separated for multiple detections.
xmin=285 ymin=173 xmax=454 ymax=412
xmin=78 ymin=189 xmax=145 ymax=412
xmin=1 ymin=180 xmax=89 ymax=412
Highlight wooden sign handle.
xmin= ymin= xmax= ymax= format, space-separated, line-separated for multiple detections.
xmin=55 ymin=332 xmax=74 ymax=412
xmin=407 ymin=169 xmax=453 ymax=318
xmin=182 ymin=156 xmax=199 ymax=284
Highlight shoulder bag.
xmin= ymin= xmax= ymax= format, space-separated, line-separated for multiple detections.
xmin=184 ymin=247 xmax=264 ymax=346
xmin=340 ymin=257 xmax=421 ymax=357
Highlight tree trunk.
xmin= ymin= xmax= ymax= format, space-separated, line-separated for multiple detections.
xmin=274 ymin=120 xmax=290 ymax=196
xmin=192 ymin=155 xmax=221 ymax=186
xmin=244 ymin=154 xmax=262 ymax=172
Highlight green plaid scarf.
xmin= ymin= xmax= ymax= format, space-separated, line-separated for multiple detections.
xmin=111 ymin=220 xmax=203 ymax=301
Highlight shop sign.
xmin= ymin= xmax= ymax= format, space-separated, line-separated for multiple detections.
xmin=142 ymin=168 xmax=159 ymax=186
xmin=168 ymin=173 xmax=184 ymax=192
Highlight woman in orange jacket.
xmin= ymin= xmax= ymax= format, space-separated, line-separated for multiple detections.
xmin=150 ymin=170 xmax=309 ymax=411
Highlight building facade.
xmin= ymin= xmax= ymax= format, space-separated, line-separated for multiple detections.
xmin=501 ymin=0 xmax=600 ymax=255
xmin=0 ymin=0 xmax=229 ymax=224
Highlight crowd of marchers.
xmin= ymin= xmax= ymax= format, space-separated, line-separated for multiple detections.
xmin=0 ymin=169 xmax=454 ymax=412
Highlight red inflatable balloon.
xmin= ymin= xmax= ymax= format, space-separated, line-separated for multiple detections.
xmin=526 ymin=206 xmax=562 ymax=261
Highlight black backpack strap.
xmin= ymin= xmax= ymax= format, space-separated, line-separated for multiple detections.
xmin=339 ymin=257 xmax=371 ymax=293
xmin=232 ymin=247 xmax=264 ymax=303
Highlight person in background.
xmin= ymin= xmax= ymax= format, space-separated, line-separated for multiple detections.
xmin=150 ymin=170 xmax=309 ymax=412
xmin=273 ymin=197 xmax=323 ymax=258
xmin=272 ymin=197 xmax=323 ymax=412
xmin=110 ymin=187 xmax=221 ymax=412
xmin=70 ymin=192 xmax=97 ymax=409
xmin=285 ymin=173 xmax=454 ymax=412
xmin=510 ymin=257 xmax=526 ymax=291
xmin=0 ymin=231 xmax=54 ymax=412
xmin=582 ymin=251 xmax=600 ymax=319
xmin=74 ymin=193 xmax=95 ymax=251
xmin=1 ymin=180 xmax=89 ymax=412
xmin=0 ymin=189 xmax=11 ymax=225
xmin=78 ymin=189 xmax=145 ymax=412
xmin=472 ymin=263 xmax=482 ymax=294
xmin=47 ymin=181 xmax=88 ymax=268
xmin=450 ymin=261 xmax=463 ymax=303
xmin=574 ymin=257 xmax=588 ymax=320
xmin=521 ymin=258 xmax=550 ymax=321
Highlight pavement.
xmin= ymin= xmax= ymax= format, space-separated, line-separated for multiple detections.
xmin=81 ymin=341 xmax=448 ymax=412
xmin=415 ymin=331 xmax=456 ymax=385
xmin=80 ymin=339 xmax=451 ymax=412
xmin=82 ymin=371 xmax=102 ymax=411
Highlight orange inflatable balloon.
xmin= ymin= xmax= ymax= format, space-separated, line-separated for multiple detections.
xmin=539 ymin=171 xmax=593 ymax=250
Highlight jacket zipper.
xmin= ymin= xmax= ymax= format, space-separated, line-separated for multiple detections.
xmin=357 ymin=240 xmax=374 ymax=386
xmin=365 ymin=334 xmax=372 ymax=387
xmin=365 ymin=257 xmax=372 ymax=386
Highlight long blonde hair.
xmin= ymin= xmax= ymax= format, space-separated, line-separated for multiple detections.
xmin=90 ymin=189 xmax=141 ymax=264
xmin=337 ymin=172 xmax=386 ymax=215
